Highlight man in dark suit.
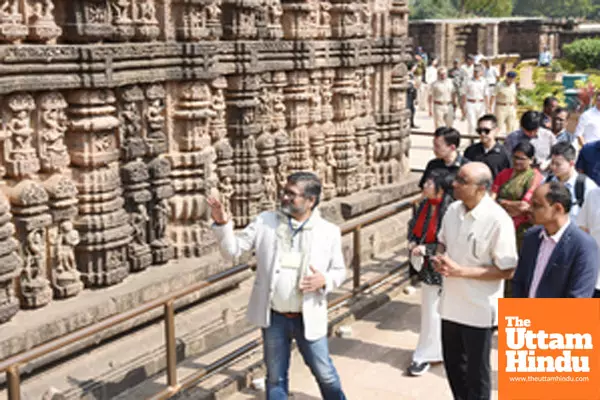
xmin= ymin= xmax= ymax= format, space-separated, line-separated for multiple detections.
xmin=512 ymin=182 xmax=599 ymax=298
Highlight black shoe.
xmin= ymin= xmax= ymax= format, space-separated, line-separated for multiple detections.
xmin=408 ymin=361 xmax=430 ymax=376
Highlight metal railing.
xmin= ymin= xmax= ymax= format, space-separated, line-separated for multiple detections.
xmin=0 ymin=194 xmax=418 ymax=400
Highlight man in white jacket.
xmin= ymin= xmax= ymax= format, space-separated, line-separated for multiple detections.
xmin=208 ymin=172 xmax=347 ymax=400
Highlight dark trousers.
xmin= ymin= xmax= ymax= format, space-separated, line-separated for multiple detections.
xmin=442 ymin=319 xmax=493 ymax=400
xmin=594 ymin=289 xmax=600 ymax=298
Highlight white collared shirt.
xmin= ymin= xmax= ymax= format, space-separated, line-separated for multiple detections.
xmin=574 ymin=107 xmax=600 ymax=143
xmin=577 ymin=188 xmax=600 ymax=289
xmin=271 ymin=217 xmax=306 ymax=313
xmin=529 ymin=221 xmax=570 ymax=297
xmin=549 ymin=172 xmax=597 ymax=221
xmin=438 ymin=194 xmax=518 ymax=328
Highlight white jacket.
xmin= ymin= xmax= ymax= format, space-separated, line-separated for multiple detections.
xmin=211 ymin=209 xmax=346 ymax=340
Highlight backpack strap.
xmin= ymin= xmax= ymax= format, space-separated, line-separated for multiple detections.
xmin=575 ymin=174 xmax=586 ymax=207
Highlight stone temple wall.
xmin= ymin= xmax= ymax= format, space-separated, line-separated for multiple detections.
xmin=0 ymin=0 xmax=411 ymax=324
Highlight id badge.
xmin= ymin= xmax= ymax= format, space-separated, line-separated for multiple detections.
xmin=280 ymin=251 xmax=303 ymax=270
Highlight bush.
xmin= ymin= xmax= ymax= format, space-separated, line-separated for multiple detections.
xmin=563 ymin=38 xmax=600 ymax=70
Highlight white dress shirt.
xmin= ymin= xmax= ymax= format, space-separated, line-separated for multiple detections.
xmin=574 ymin=106 xmax=600 ymax=144
xmin=577 ymin=188 xmax=600 ymax=290
xmin=438 ymin=195 xmax=518 ymax=328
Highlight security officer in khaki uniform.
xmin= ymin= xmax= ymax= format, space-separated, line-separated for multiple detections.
xmin=491 ymin=71 xmax=518 ymax=135
xmin=461 ymin=65 xmax=488 ymax=136
xmin=429 ymin=67 xmax=457 ymax=128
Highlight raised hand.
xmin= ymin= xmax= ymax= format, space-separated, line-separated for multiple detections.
xmin=300 ymin=266 xmax=326 ymax=293
xmin=206 ymin=196 xmax=228 ymax=225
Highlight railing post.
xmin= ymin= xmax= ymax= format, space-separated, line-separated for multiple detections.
xmin=7 ymin=366 xmax=20 ymax=400
xmin=164 ymin=301 xmax=178 ymax=389
xmin=353 ymin=226 xmax=361 ymax=292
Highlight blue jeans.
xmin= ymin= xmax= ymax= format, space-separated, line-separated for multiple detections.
xmin=262 ymin=310 xmax=346 ymax=400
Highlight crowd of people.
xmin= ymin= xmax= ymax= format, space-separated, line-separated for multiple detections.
xmin=198 ymin=49 xmax=600 ymax=400
xmin=405 ymin=109 xmax=600 ymax=398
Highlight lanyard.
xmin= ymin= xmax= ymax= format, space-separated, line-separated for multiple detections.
xmin=288 ymin=217 xmax=309 ymax=245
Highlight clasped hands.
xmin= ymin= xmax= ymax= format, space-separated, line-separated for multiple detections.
xmin=432 ymin=254 xmax=463 ymax=277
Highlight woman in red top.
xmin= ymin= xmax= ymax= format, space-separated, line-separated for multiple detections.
xmin=491 ymin=141 xmax=543 ymax=250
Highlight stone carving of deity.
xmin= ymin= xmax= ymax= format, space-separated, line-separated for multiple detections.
xmin=0 ymin=0 xmax=19 ymax=18
xmin=313 ymin=154 xmax=328 ymax=185
xmin=39 ymin=95 xmax=68 ymax=158
xmin=146 ymin=98 xmax=165 ymax=139
xmin=263 ymin=168 xmax=277 ymax=203
xmin=121 ymin=102 xmax=142 ymax=140
xmin=218 ymin=176 xmax=234 ymax=217
xmin=131 ymin=204 xmax=149 ymax=245
xmin=206 ymin=1 xmax=221 ymax=21
xmin=22 ymin=229 xmax=44 ymax=282
xmin=55 ymin=221 xmax=79 ymax=274
xmin=138 ymin=0 xmax=157 ymax=22
xmin=276 ymin=160 xmax=288 ymax=191
xmin=154 ymin=198 xmax=170 ymax=241
xmin=8 ymin=109 xmax=33 ymax=156
xmin=28 ymin=0 xmax=54 ymax=23
xmin=111 ymin=0 xmax=131 ymax=22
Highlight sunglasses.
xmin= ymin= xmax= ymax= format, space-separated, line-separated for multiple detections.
xmin=476 ymin=127 xmax=492 ymax=135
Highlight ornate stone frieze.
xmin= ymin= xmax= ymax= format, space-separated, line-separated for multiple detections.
xmin=0 ymin=191 xmax=21 ymax=322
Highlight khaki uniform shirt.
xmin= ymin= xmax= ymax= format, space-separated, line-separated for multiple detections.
xmin=463 ymin=78 xmax=488 ymax=101
xmin=495 ymin=81 xmax=517 ymax=105
xmin=431 ymin=79 xmax=455 ymax=104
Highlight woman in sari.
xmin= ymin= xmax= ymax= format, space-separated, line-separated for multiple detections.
xmin=406 ymin=170 xmax=453 ymax=377
xmin=491 ymin=141 xmax=544 ymax=250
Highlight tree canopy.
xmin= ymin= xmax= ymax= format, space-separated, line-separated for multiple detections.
xmin=409 ymin=0 xmax=598 ymax=19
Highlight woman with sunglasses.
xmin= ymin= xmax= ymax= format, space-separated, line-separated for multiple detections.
xmin=491 ymin=141 xmax=544 ymax=250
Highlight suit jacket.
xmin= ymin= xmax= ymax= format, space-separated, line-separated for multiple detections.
xmin=512 ymin=223 xmax=599 ymax=298
xmin=212 ymin=209 xmax=346 ymax=340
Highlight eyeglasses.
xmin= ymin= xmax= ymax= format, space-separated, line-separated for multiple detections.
xmin=280 ymin=189 xmax=304 ymax=200
xmin=476 ymin=127 xmax=492 ymax=135
xmin=454 ymin=175 xmax=472 ymax=185
xmin=513 ymin=155 xmax=530 ymax=162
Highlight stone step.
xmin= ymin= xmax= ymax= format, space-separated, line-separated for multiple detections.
xmin=115 ymin=247 xmax=410 ymax=400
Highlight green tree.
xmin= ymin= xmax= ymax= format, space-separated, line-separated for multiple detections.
xmin=454 ymin=0 xmax=513 ymax=17
xmin=513 ymin=0 xmax=592 ymax=17
xmin=409 ymin=0 xmax=459 ymax=19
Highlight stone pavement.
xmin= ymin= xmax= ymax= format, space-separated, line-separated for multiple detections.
xmin=229 ymin=285 xmax=500 ymax=400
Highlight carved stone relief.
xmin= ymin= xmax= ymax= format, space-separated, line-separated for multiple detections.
xmin=0 ymin=0 xmax=409 ymax=323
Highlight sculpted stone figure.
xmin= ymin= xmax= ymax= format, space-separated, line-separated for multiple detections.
xmin=138 ymin=0 xmax=157 ymax=22
xmin=56 ymin=221 xmax=79 ymax=274
xmin=263 ymin=167 xmax=277 ymax=203
xmin=131 ymin=204 xmax=149 ymax=246
xmin=0 ymin=0 xmax=18 ymax=17
xmin=146 ymin=98 xmax=165 ymax=139
xmin=218 ymin=176 xmax=234 ymax=217
xmin=22 ymin=229 xmax=44 ymax=282
xmin=9 ymin=110 xmax=33 ymax=154
xmin=111 ymin=0 xmax=131 ymax=22
xmin=154 ymin=198 xmax=170 ymax=240
xmin=121 ymin=102 xmax=142 ymax=139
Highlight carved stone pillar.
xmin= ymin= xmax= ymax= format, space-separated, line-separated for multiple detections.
xmin=319 ymin=68 xmax=337 ymax=199
xmin=67 ymin=90 xmax=132 ymax=287
xmin=1 ymin=93 xmax=40 ymax=180
xmin=168 ymin=81 xmax=218 ymax=257
xmin=210 ymin=77 xmax=235 ymax=206
xmin=37 ymin=92 xmax=70 ymax=174
xmin=284 ymin=71 xmax=311 ymax=173
xmin=331 ymin=68 xmax=358 ymax=195
xmin=147 ymin=157 xmax=174 ymax=264
xmin=0 ymin=192 xmax=21 ymax=323
xmin=256 ymin=0 xmax=282 ymax=39
xmin=9 ymin=180 xmax=52 ymax=308
xmin=308 ymin=70 xmax=327 ymax=190
xmin=172 ymin=0 xmax=223 ymax=41
xmin=390 ymin=0 xmax=408 ymax=38
xmin=390 ymin=63 xmax=410 ymax=178
xmin=44 ymin=175 xmax=83 ymax=299
xmin=0 ymin=0 xmax=28 ymax=43
xmin=121 ymin=161 xmax=153 ymax=271
xmin=222 ymin=0 xmax=259 ymax=39
xmin=226 ymin=75 xmax=262 ymax=227
xmin=354 ymin=66 xmax=376 ymax=190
